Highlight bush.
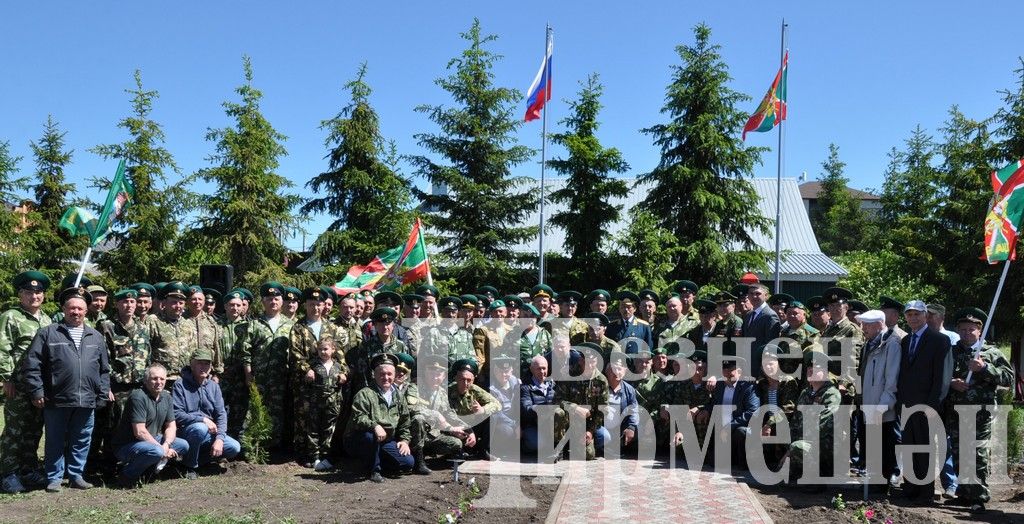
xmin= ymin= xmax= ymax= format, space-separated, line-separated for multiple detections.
xmin=1007 ymin=405 xmax=1024 ymax=464
xmin=242 ymin=382 xmax=272 ymax=464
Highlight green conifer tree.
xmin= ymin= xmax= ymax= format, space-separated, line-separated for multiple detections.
xmin=810 ymin=144 xmax=872 ymax=255
xmin=25 ymin=116 xmax=83 ymax=274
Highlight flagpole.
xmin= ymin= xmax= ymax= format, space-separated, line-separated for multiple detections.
xmin=538 ymin=24 xmax=551 ymax=286
xmin=966 ymin=258 xmax=1011 ymax=383
xmin=772 ymin=20 xmax=787 ymax=294
xmin=73 ymin=247 xmax=92 ymax=288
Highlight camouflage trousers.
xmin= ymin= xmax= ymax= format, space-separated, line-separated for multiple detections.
xmin=255 ymin=376 xmax=290 ymax=450
xmin=220 ymin=374 xmax=249 ymax=439
xmin=654 ymin=415 xmax=707 ymax=450
xmin=788 ymin=436 xmax=834 ymax=479
xmin=0 ymin=392 xmax=43 ymax=476
xmin=947 ymin=407 xmax=994 ymax=503
xmin=410 ymin=415 xmax=462 ymax=459
xmin=554 ymin=408 xmax=597 ymax=460
xmin=295 ymin=387 xmax=342 ymax=462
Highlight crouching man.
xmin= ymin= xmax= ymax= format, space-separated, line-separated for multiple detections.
xmin=172 ymin=348 xmax=240 ymax=479
xmin=345 ymin=353 xmax=414 ymax=482
xmin=112 ymin=363 xmax=188 ymax=487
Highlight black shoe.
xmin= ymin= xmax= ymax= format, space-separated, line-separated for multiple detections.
xmin=369 ymin=472 xmax=384 ymax=483
xmin=68 ymin=477 xmax=93 ymax=490
xmin=969 ymin=503 xmax=986 ymax=514
xmin=185 ymin=469 xmax=198 ymax=481
xmin=947 ymin=496 xmax=973 ymax=507
xmin=414 ymin=461 xmax=432 ymax=475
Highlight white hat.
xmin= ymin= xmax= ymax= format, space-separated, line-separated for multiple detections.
xmin=855 ymin=309 xmax=886 ymax=324
xmin=904 ymin=300 xmax=927 ymax=313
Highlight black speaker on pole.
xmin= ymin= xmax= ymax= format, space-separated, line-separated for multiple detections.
xmin=199 ymin=264 xmax=233 ymax=295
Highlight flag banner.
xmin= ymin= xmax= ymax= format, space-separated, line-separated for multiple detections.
xmin=983 ymin=158 xmax=1024 ymax=264
xmin=335 ymin=218 xmax=430 ymax=293
xmin=524 ymin=31 xmax=553 ymax=122
xmin=742 ymin=51 xmax=788 ymax=140
xmin=58 ymin=159 xmax=135 ymax=247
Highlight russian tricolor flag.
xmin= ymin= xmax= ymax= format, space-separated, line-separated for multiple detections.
xmin=524 ymin=34 xmax=553 ymax=122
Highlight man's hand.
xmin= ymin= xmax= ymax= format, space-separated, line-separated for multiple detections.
xmin=204 ymin=418 xmax=218 ymax=434
xmin=31 ymin=397 xmax=45 ymax=409
xmin=471 ymin=400 xmax=484 ymax=414
xmin=465 ymin=432 xmax=477 ymax=448
xmin=575 ymin=406 xmax=590 ymax=419
xmin=373 ymin=424 xmax=387 ymax=442
xmin=623 ymin=428 xmax=635 ymax=446
xmin=163 ymin=443 xmax=177 ymax=459
xmin=950 ymin=378 xmax=969 ymax=393
xmin=107 ymin=390 xmax=115 ymax=402
xmin=968 ymin=356 xmax=987 ymax=373
xmin=673 ymin=432 xmax=684 ymax=447
xmin=761 ymin=425 xmax=772 ymax=437
xmin=212 ymin=375 xmax=220 ymax=384
xmin=584 ymin=431 xmax=593 ymax=444
xmin=211 ymin=439 xmax=224 ymax=458
xmin=396 ymin=441 xmax=411 ymax=456
xmin=337 ymin=373 xmax=347 ymax=385
xmin=3 ymin=381 xmax=15 ymax=399
xmin=705 ymin=376 xmax=717 ymax=391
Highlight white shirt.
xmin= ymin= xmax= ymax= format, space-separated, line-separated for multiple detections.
xmin=722 ymin=384 xmax=737 ymax=426
xmin=267 ymin=315 xmax=282 ymax=333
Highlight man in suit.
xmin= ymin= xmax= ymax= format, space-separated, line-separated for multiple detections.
xmin=896 ymin=300 xmax=952 ymax=503
xmin=694 ymin=352 xmax=760 ymax=470
xmin=741 ymin=283 xmax=782 ymax=376
xmin=606 ymin=291 xmax=654 ymax=355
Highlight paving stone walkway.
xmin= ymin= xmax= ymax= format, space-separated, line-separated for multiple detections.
xmin=458 ymin=459 xmax=773 ymax=523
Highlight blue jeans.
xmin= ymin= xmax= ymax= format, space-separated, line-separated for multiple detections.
xmin=941 ymin=434 xmax=958 ymax=491
xmin=43 ymin=407 xmax=95 ymax=484
xmin=115 ymin=436 xmax=189 ymax=480
xmin=181 ymin=422 xmax=240 ymax=469
xmin=345 ymin=431 xmax=414 ymax=474
xmin=594 ymin=426 xmax=611 ymax=453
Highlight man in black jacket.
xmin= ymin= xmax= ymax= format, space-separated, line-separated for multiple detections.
xmin=23 ymin=286 xmax=111 ymax=493
xmin=896 ymin=300 xmax=952 ymax=503
xmin=741 ymin=284 xmax=782 ymax=376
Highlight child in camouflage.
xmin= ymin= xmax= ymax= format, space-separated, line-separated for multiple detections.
xmin=304 ymin=337 xmax=347 ymax=471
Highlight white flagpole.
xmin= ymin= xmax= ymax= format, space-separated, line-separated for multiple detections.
xmin=966 ymin=258 xmax=1011 ymax=383
xmin=73 ymin=247 xmax=92 ymax=288
xmin=538 ymin=24 xmax=551 ymax=286
xmin=420 ymin=218 xmax=441 ymax=318
xmin=773 ymin=20 xmax=787 ymax=295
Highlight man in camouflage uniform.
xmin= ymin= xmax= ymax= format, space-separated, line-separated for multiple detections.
xmin=554 ymin=291 xmax=588 ymax=344
xmin=91 ymin=288 xmax=151 ymax=471
xmin=413 ymin=355 xmax=477 ymax=464
xmin=347 ymin=307 xmax=408 ymax=394
xmin=331 ymin=290 xmax=362 ymax=354
xmin=282 ymin=287 xmax=301 ymax=320
xmin=472 ymin=300 xmax=509 ymax=371
xmin=780 ymin=301 xmax=820 ymax=377
xmin=448 ymin=359 xmax=501 ymax=453
xmin=683 ymin=299 xmax=719 ymax=353
xmin=656 ymin=281 xmax=700 ymax=347
xmin=246 ymin=281 xmax=296 ymax=452
xmin=183 ymin=285 xmax=224 ymax=376
xmin=517 ymin=304 xmax=552 ymax=370
xmin=130 ymin=283 xmax=157 ymax=322
xmin=85 ymin=285 xmax=110 ymax=328
xmin=0 ymin=271 xmax=52 ymax=493
xmin=581 ymin=313 xmax=619 ymax=363
xmin=628 ymin=348 xmax=661 ymax=415
xmin=146 ymin=282 xmax=221 ymax=389
xmin=784 ymin=353 xmax=841 ymax=493
xmin=290 ymin=287 xmax=345 ymax=463
xmin=660 ymin=350 xmax=713 ymax=450
xmin=428 ymin=296 xmax=474 ymax=365
xmin=819 ymin=287 xmax=864 ymax=402
xmin=219 ymin=290 xmax=251 ymax=438
xmin=944 ymin=308 xmax=1014 ymax=513
xmin=554 ymin=343 xmax=609 ymax=460
xmin=711 ymin=290 xmax=744 ymax=338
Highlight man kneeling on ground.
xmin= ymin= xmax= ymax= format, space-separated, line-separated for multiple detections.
xmin=345 ymin=353 xmax=414 ymax=482
xmin=172 ymin=348 xmax=240 ymax=479
xmin=113 ymin=363 xmax=188 ymax=487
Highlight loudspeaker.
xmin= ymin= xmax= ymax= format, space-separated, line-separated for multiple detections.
xmin=199 ymin=264 xmax=233 ymax=295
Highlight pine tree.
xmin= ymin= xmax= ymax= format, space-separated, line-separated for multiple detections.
xmin=615 ymin=208 xmax=683 ymax=292
xmin=879 ymin=126 xmax=942 ymax=262
xmin=90 ymin=70 xmax=184 ymax=284
xmin=195 ymin=56 xmax=299 ymax=287
xmin=637 ymin=23 xmax=770 ymax=286
xmin=547 ymin=74 xmax=629 ymax=284
xmin=810 ymin=143 xmax=872 ymax=255
xmin=303 ymin=63 xmax=413 ymax=267
xmin=26 ymin=115 xmax=82 ymax=274
xmin=995 ymin=57 xmax=1024 ymax=162
xmin=410 ymin=19 xmax=537 ymax=288
xmin=0 ymin=141 xmax=28 ymax=295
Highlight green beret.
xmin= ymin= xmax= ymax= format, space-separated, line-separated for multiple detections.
xmin=688 ymin=350 xmax=708 ymax=362
xmin=730 ymin=284 xmax=750 ymax=297
xmin=490 ymin=352 xmax=518 ymax=366
xmin=785 ymin=300 xmax=806 ymax=311
xmin=582 ymin=312 xmax=609 ymax=327
xmin=663 ymin=341 xmax=681 ymax=356
xmin=13 ymin=271 xmax=50 ymax=292
xmin=159 ymin=281 xmax=188 ymax=300
xmin=586 ymin=289 xmax=611 ymax=303
xmin=186 ymin=285 xmax=203 ymax=297
xmin=556 ymin=290 xmax=582 ymax=304
xmin=607 ymin=351 xmax=629 ymax=367
xmin=371 ymin=353 xmax=399 ymax=370
xmin=451 ymin=358 xmax=479 ymax=376
xmin=319 ymin=285 xmax=338 ymax=303
xmin=60 ymin=274 xmax=92 ymax=291
xmin=476 ymin=286 xmax=499 ymax=299
xmin=302 ymin=287 xmax=325 ymax=302
xmin=638 ymin=289 xmax=659 ymax=304
xmin=403 ymin=294 xmax=425 ymax=307
xmin=806 ymin=296 xmax=827 ymax=312
xmin=113 ymin=289 xmax=138 ymax=301
xmin=673 ymin=280 xmax=699 ymax=295
xmin=459 ymin=294 xmax=479 ymax=308
xmin=475 ymin=294 xmax=491 ymax=308
xmin=651 ymin=346 xmax=667 ymax=356
xmin=521 ymin=303 xmax=540 ymax=317
xmin=375 ymin=291 xmax=403 ymax=308
xmin=130 ymin=283 xmax=156 ymax=298
xmin=694 ymin=299 xmax=717 ymax=314
xmin=192 ymin=347 xmax=215 ymax=362
xmin=488 ymin=299 xmax=506 ymax=310
xmin=767 ymin=293 xmax=795 ymax=307
xmin=576 ymin=342 xmax=604 ymax=356
xmin=531 ymin=284 xmax=554 ymax=299
xmin=153 ymin=282 xmax=168 ymax=297
xmin=284 ymin=287 xmax=301 ymax=302
xmin=421 ymin=354 xmax=448 ymax=371
xmin=259 ymin=281 xmax=285 ymax=298
xmin=395 ymin=352 xmax=415 ymax=374
xmin=803 ymin=351 xmax=829 ymax=370
xmin=229 ymin=287 xmax=254 ymax=302
xmin=502 ymin=295 xmax=522 ymax=309
xmin=847 ymin=299 xmax=868 ymax=314
xmin=416 ymin=284 xmax=439 ymax=298
xmin=370 ymin=307 xmax=398 ymax=323
xmin=223 ymin=290 xmax=245 ymax=304
xmin=203 ymin=288 xmax=221 ymax=305
xmin=58 ymin=286 xmax=92 ymax=306
xmin=822 ymin=287 xmax=852 ymax=304
xmin=878 ymin=296 xmax=904 ymax=312
xmin=955 ymin=307 xmax=987 ymax=327
xmin=439 ymin=296 xmax=462 ymax=311
xmin=616 ymin=290 xmax=640 ymax=304
xmin=712 ymin=291 xmax=736 ymax=304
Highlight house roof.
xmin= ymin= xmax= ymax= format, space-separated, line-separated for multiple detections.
xmin=799 ymin=181 xmax=880 ymax=201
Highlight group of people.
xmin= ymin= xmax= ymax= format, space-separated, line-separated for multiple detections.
xmin=0 ymin=270 xmax=1014 ymax=515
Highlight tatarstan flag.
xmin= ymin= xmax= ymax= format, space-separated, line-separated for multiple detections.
xmin=743 ymin=51 xmax=788 ymax=140
xmin=983 ymin=159 xmax=1024 ymax=264
xmin=335 ymin=218 xmax=430 ymax=293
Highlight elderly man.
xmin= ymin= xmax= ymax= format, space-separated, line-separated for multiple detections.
xmin=23 ymin=286 xmax=111 ymax=492
xmin=172 ymin=348 xmax=240 ymax=480
xmin=521 ymin=354 xmax=557 ymax=454
xmin=599 ymin=353 xmax=640 ymax=457
xmin=856 ymin=309 xmax=901 ymax=494
xmin=449 ymin=359 xmax=502 ymax=458
xmin=113 ymin=363 xmax=188 ymax=487
xmin=0 ymin=270 xmax=53 ymax=493
xmin=345 ymin=353 xmax=415 ymax=482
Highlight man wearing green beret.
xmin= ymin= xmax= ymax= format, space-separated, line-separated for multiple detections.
xmin=413 ymin=355 xmax=478 ymax=464
xmin=348 ymin=308 xmax=410 ymax=394
xmin=92 ymin=289 xmax=152 ymax=471
xmin=332 ymin=291 xmax=363 ymax=355
xmin=427 ymin=297 xmax=475 ymax=365
xmin=551 ymin=291 xmax=587 ymax=344
xmin=183 ymin=286 xmax=225 ymax=378
xmin=144 ymin=282 xmax=197 ymax=387
xmin=580 ymin=313 xmax=619 ymax=363
xmin=627 ymin=348 xmax=661 ymax=423
xmin=0 ymin=271 xmax=53 ymax=493
xmin=130 ymin=283 xmax=157 ymax=322
xmin=416 ymin=285 xmax=439 ymax=320
xmin=281 ymin=287 xmax=300 ymax=320
xmin=553 ymin=343 xmax=609 ymax=460
xmin=943 ymin=308 xmax=1014 ymax=513
xmin=654 ymin=350 xmax=713 ymax=451
xmin=448 ymin=358 xmax=501 ymax=458
xmin=345 ymin=353 xmax=415 ymax=482
xmin=657 ymin=294 xmax=696 ymax=350
xmin=586 ymin=289 xmax=611 ymax=315
xmin=683 ymin=299 xmax=719 ymax=353
xmin=290 ymin=287 xmax=346 ymax=463
xmin=218 ymin=290 xmax=251 ymax=438
xmin=530 ymin=284 xmax=555 ymax=321
xmin=710 ymin=291 xmax=744 ymax=338
xmin=636 ymin=289 xmax=659 ymax=328
xmin=243 ymin=281 xmax=296 ymax=451
xmin=203 ymin=288 xmax=221 ymax=319
xmin=780 ymin=301 xmax=821 ymax=367
xmin=472 ymin=300 xmax=509 ymax=372
xmin=782 ymin=353 xmax=842 ymax=493
xmin=819 ymin=287 xmax=864 ymax=403
xmin=401 ymin=294 xmax=425 ymax=356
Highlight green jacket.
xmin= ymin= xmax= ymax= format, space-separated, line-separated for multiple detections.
xmin=0 ymin=307 xmax=52 ymax=383
xmin=792 ymin=382 xmax=841 ymax=450
xmin=345 ymin=384 xmax=412 ymax=443
xmin=98 ymin=316 xmax=151 ymax=389
xmin=945 ymin=343 xmax=1014 ymax=407
xmin=554 ymin=370 xmax=609 ymax=433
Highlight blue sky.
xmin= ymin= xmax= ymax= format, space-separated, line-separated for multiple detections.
xmin=2 ymin=2 xmax=1022 ymax=251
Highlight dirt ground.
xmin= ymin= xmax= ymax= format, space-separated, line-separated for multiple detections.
xmin=0 ymin=458 xmax=557 ymax=524
xmin=747 ymin=465 xmax=1024 ymax=523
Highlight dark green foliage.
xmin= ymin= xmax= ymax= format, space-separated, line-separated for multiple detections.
xmin=303 ymin=63 xmax=414 ymax=266
xmin=547 ymin=74 xmax=629 ymax=285
xmin=810 ymin=143 xmax=873 ymax=256
xmin=0 ymin=141 xmax=28 ymax=297
xmin=614 ymin=207 xmax=683 ymax=292
xmin=410 ymin=18 xmax=537 ymax=289
xmin=194 ymin=56 xmax=300 ymax=288
xmin=24 ymin=116 xmax=84 ymax=274
xmin=91 ymin=70 xmax=187 ymax=284
xmin=242 ymin=381 xmax=272 ymax=465
xmin=637 ymin=23 xmax=770 ymax=286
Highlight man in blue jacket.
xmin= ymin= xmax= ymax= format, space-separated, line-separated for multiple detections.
xmin=23 ymin=286 xmax=111 ymax=493
xmin=172 ymin=347 xmax=240 ymax=479
xmin=599 ymin=352 xmax=640 ymax=457
xmin=694 ymin=352 xmax=760 ymax=470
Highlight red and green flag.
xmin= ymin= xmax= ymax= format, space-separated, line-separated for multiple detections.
xmin=983 ymin=158 xmax=1024 ymax=264
xmin=59 ymin=159 xmax=134 ymax=247
xmin=335 ymin=218 xmax=431 ymax=294
xmin=742 ymin=51 xmax=788 ymax=141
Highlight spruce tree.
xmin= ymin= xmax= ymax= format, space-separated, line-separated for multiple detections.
xmin=879 ymin=126 xmax=942 ymax=262
xmin=0 ymin=141 xmax=28 ymax=294
xmin=195 ymin=56 xmax=299 ymax=286
xmin=410 ymin=19 xmax=537 ymax=288
xmin=303 ymin=63 xmax=413 ymax=267
xmin=637 ymin=23 xmax=770 ymax=286
xmin=90 ymin=70 xmax=183 ymax=284
xmin=810 ymin=144 xmax=871 ymax=256
xmin=26 ymin=115 xmax=82 ymax=274
xmin=995 ymin=57 xmax=1024 ymax=162
xmin=547 ymin=74 xmax=629 ymax=284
